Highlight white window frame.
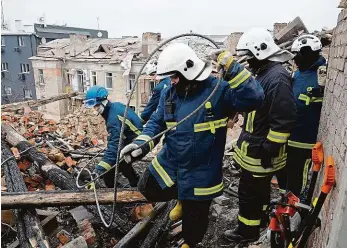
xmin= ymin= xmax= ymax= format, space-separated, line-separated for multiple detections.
xmin=1 ymin=62 xmax=8 ymax=71
xmin=4 ymin=87 xmax=12 ymax=96
xmin=1 ymin=37 xmax=5 ymax=46
xmin=20 ymin=63 xmax=30 ymax=73
xmin=105 ymin=72 xmax=113 ymax=90
xmin=91 ymin=71 xmax=97 ymax=86
xmin=18 ymin=36 xmax=25 ymax=46
xmin=38 ymin=69 xmax=44 ymax=85
xmin=24 ymin=89 xmax=32 ymax=99
xmin=127 ymin=73 xmax=136 ymax=92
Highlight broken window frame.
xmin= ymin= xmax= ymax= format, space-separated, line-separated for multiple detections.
xmin=18 ymin=36 xmax=25 ymax=47
xmin=105 ymin=72 xmax=113 ymax=90
xmin=4 ymin=87 xmax=12 ymax=96
xmin=77 ymin=70 xmax=85 ymax=92
xmin=20 ymin=63 xmax=30 ymax=73
xmin=1 ymin=62 xmax=8 ymax=71
xmin=24 ymin=89 xmax=32 ymax=99
xmin=127 ymin=73 xmax=136 ymax=92
xmin=91 ymin=71 xmax=97 ymax=86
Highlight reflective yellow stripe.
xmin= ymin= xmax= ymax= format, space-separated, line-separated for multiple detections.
xmin=166 ymin=122 xmax=177 ymax=130
xmin=288 ymin=243 xmax=294 ymax=248
xmin=312 ymin=96 xmax=323 ymax=103
xmin=136 ymin=135 xmax=154 ymax=150
xmin=263 ymin=205 xmax=268 ymax=211
xmin=194 ymin=182 xmax=224 ymax=196
xmin=298 ymin=94 xmax=323 ymax=105
xmin=288 ymin=140 xmax=315 ymax=149
xmin=312 ymin=197 xmax=318 ymax=207
xmin=118 ymin=115 xmax=141 ymax=135
xmin=228 ymin=69 xmax=251 ymax=89
xmin=279 ymin=145 xmax=286 ymax=157
xmin=267 ymin=129 xmax=290 ymax=143
xmin=98 ymin=161 xmax=112 ymax=171
xmin=225 ymin=56 xmax=234 ymax=70
xmin=240 ymin=141 xmax=249 ymax=155
xmin=194 ymin=118 xmax=228 ymax=133
xmin=301 ymin=159 xmax=311 ymax=193
xmin=152 ymin=157 xmax=174 ymax=187
xmin=279 ymin=189 xmax=287 ymax=194
xmin=245 ymin=111 xmax=256 ymax=133
xmin=298 ymin=94 xmax=311 ymax=105
xmin=235 ymin=146 xmax=287 ymax=166
xmin=233 ymin=150 xmax=286 ymax=174
xmin=238 ymin=214 xmax=261 ymax=226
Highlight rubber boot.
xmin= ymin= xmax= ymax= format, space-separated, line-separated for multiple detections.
xmin=224 ymin=227 xmax=259 ymax=242
xmin=169 ymin=201 xmax=182 ymax=221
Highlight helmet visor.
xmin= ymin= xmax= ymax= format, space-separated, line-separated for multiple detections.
xmin=84 ymin=98 xmax=98 ymax=108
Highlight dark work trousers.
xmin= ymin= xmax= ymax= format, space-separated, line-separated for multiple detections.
xmin=238 ymin=168 xmax=272 ymax=238
xmin=103 ymin=160 xmax=139 ymax=188
xmin=138 ymin=168 xmax=212 ymax=247
xmin=276 ymin=146 xmax=312 ymax=197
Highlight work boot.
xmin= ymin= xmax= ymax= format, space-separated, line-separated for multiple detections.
xmin=223 ymin=227 xmax=259 ymax=242
xmin=169 ymin=201 xmax=182 ymax=221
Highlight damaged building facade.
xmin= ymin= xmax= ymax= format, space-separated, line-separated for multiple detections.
xmin=30 ymin=33 xmax=161 ymax=118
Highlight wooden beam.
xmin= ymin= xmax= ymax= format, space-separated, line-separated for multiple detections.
xmin=1 ymin=92 xmax=81 ymax=112
xmin=1 ymin=189 xmax=147 ymax=209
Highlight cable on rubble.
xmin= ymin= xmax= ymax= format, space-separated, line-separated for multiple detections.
xmin=76 ymin=33 xmax=223 ymax=228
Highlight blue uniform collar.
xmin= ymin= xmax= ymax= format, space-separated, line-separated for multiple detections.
xmin=101 ymin=101 xmax=112 ymax=120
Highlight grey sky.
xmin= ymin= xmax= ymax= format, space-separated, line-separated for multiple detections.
xmin=3 ymin=0 xmax=341 ymax=38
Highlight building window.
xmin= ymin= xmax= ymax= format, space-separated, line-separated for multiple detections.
xmin=127 ymin=74 xmax=136 ymax=92
xmin=20 ymin=63 xmax=30 ymax=73
xmin=4 ymin=87 xmax=12 ymax=96
xmin=105 ymin=72 xmax=113 ymax=89
xmin=38 ymin=69 xmax=44 ymax=85
xmin=24 ymin=89 xmax=32 ymax=99
xmin=18 ymin=36 xmax=25 ymax=46
xmin=1 ymin=62 xmax=8 ymax=71
xmin=1 ymin=37 xmax=5 ymax=46
xmin=77 ymin=70 xmax=85 ymax=92
xmin=91 ymin=71 xmax=97 ymax=86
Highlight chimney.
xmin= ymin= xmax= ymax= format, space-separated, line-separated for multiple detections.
xmin=142 ymin=32 xmax=161 ymax=57
xmin=15 ymin=20 xmax=23 ymax=32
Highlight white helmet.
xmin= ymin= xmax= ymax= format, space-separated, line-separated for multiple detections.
xmin=236 ymin=28 xmax=281 ymax=60
xmin=156 ymin=43 xmax=212 ymax=81
xmin=291 ymin=34 xmax=322 ymax=52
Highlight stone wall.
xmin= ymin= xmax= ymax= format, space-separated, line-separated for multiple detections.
xmin=310 ymin=5 xmax=347 ymax=248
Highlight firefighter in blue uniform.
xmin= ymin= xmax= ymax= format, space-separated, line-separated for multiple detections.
xmin=277 ymin=34 xmax=326 ymax=197
xmin=223 ymin=28 xmax=297 ymax=242
xmin=84 ymin=85 xmax=143 ymax=187
xmin=140 ymin=62 xmax=171 ymax=123
xmin=120 ymin=43 xmax=264 ymax=248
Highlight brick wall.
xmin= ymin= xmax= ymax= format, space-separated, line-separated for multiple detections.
xmin=310 ymin=5 xmax=347 ymax=248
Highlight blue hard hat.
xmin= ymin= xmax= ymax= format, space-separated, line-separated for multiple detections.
xmin=84 ymin=86 xmax=108 ymax=108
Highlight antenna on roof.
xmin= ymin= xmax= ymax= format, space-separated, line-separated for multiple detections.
xmin=97 ymin=17 xmax=102 ymax=38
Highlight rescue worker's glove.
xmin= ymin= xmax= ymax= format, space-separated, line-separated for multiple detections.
xmin=261 ymin=140 xmax=282 ymax=168
xmin=120 ymin=143 xmax=144 ymax=164
xmin=210 ymin=50 xmax=234 ymax=71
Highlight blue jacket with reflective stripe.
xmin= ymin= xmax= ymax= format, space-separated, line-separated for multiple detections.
xmin=101 ymin=102 xmax=143 ymax=167
xmin=289 ymin=56 xmax=326 ymax=145
xmin=140 ymin=78 xmax=171 ymax=122
xmin=135 ymin=71 xmax=264 ymax=200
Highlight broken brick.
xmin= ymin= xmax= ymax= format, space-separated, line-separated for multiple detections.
xmin=65 ymin=157 xmax=76 ymax=167
xmin=32 ymin=174 xmax=43 ymax=183
xmin=39 ymin=126 xmax=50 ymax=133
xmin=10 ymin=147 xmax=20 ymax=160
xmin=131 ymin=204 xmax=154 ymax=222
xmin=91 ymin=138 xmax=99 ymax=146
xmin=18 ymin=160 xmax=31 ymax=171
xmin=82 ymin=230 xmax=96 ymax=246
xmin=24 ymin=177 xmax=40 ymax=187
xmin=57 ymin=230 xmax=71 ymax=245
xmin=67 ymin=167 xmax=73 ymax=174
xmin=48 ymin=119 xmax=56 ymax=125
xmin=45 ymin=183 xmax=56 ymax=191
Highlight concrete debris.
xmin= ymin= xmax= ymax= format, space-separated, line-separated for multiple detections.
xmin=213 ymin=195 xmax=231 ymax=206
xmin=69 ymin=206 xmax=94 ymax=224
